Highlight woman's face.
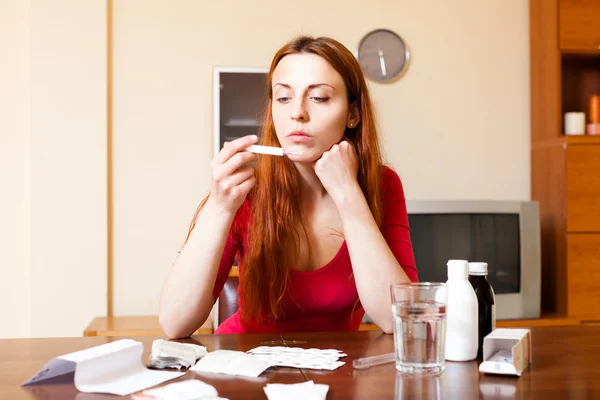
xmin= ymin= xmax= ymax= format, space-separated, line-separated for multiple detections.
xmin=271 ymin=53 xmax=356 ymax=163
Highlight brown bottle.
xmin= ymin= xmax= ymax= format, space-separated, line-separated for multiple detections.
xmin=468 ymin=262 xmax=496 ymax=359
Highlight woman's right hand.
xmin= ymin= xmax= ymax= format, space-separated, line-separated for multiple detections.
xmin=209 ymin=135 xmax=259 ymax=215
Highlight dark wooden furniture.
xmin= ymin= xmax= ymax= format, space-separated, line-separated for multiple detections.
xmin=5 ymin=326 xmax=600 ymax=399
xmin=531 ymin=0 xmax=600 ymax=322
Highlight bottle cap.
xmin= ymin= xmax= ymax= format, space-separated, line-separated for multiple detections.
xmin=447 ymin=259 xmax=469 ymax=279
xmin=468 ymin=262 xmax=488 ymax=276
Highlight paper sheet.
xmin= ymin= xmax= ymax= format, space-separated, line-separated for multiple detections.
xmin=190 ymin=350 xmax=272 ymax=377
xmin=132 ymin=379 xmax=228 ymax=400
xmin=22 ymin=339 xmax=184 ymax=396
xmin=263 ymin=381 xmax=329 ymax=400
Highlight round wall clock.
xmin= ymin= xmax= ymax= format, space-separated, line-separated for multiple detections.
xmin=357 ymin=29 xmax=410 ymax=83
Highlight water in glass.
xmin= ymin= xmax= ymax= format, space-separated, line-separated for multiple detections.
xmin=392 ymin=300 xmax=446 ymax=375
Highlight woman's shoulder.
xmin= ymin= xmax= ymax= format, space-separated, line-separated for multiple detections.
xmin=380 ymin=165 xmax=399 ymax=181
xmin=380 ymin=165 xmax=405 ymax=195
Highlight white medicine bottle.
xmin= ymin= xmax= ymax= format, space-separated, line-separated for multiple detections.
xmin=445 ymin=259 xmax=478 ymax=361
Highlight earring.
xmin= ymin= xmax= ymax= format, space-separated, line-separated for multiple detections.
xmin=349 ymin=123 xmax=354 ymax=128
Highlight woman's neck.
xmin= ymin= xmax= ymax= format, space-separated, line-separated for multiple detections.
xmin=294 ymin=162 xmax=328 ymax=202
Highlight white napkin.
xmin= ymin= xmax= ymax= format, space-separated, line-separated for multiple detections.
xmin=247 ymin=346 xmax=346 ymax=370
xmin=190 ymin=350 xmax=272 ymax=378
xmin=263 ymin=381 xmax=329 ymax=400
xmin=132 ymin=379 xmax=228 ymax=400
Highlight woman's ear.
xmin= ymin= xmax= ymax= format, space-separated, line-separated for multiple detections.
xmin=347 ymin=102 xmax=361 ymax=128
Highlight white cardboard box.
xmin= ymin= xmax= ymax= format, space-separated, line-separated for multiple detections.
xmin=478 ymin=328 xmax=531 ymax=376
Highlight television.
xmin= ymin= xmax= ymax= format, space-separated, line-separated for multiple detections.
xmin=405 ymin=200 xmax=541 ymax=320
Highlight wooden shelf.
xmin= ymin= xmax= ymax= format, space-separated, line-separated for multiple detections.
xmin=565 ymin=135 xmax=600 ymax=144
xmin=562 ymin=49 xmax=600 ymax=57
xmin=358 ymin=313 xmax=582 ymax=332
xmin=496 ymin=314 xmax=580 ymax=328
xmin=83 ymin=316 xmax=213 ymax=337
xmin=561 ymin=55 xmax=600 ymax=121
xmin=531 ymin=135 xmax=600 ymax=149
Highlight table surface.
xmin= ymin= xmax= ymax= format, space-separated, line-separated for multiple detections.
xmin=3 ymin=325 xmax=600 ymax=399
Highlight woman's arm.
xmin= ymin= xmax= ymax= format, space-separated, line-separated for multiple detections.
xmin=159 ymin=135 xmax=258 ymax=339
xmin=314 ymin=142 xmax=416 ymax=334
xmin=336 ymin=181 xmax=414 ymax=334
xmin=159 ymin=197 xmax=237 ymax=339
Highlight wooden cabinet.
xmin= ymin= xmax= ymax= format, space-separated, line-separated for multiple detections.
xmin=565 ymin=145 xmax=600 ymax=321
xmin=567 ymin=145 xmax=600 ymax=232
xmin=531 ymin=0 xmax=600 ymax=321
xmin=532 ymin=140 xmax=600 ymax=321
xmin=213 ymin=67 xmax=268 ymax=157
xmin=560 ymin=0 xmax=600 ymax=51
xmin=567 ymin=234 xmax=600 ymax=320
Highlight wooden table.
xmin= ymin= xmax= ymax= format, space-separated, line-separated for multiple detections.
xmin=3 ymin=326 xmax=600 ymax=399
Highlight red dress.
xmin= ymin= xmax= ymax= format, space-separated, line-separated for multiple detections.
xmin=212 ymin=166 xmax=418 ymax=334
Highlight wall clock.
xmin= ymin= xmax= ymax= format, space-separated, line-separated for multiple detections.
xmin=357 ymin=29 xmax=410 ymax=83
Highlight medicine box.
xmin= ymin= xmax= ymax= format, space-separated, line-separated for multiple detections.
xmin=478 ymin=328 xmax=531 ymax=376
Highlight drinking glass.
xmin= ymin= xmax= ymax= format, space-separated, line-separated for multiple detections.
xmin=391 ymin=283 xmax=448 ymax=375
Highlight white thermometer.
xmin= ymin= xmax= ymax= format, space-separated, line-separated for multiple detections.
xmin=245 ymin=145 xmax=302 ymax=156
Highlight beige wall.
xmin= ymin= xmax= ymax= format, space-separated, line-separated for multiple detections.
xmin=112 ymin=0 xmax=530 ymax=316
xmin=0 ymin=0 xmax=530 ymax=336
xmin=1 ymin=0 xmax=31 ymax=338
xmin=29 ymin=0 xmax=108 ymax=337
xmin=0 ymin=0 xmax=107 ymax=338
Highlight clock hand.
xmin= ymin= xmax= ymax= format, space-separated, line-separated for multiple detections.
xmin=378 ymin=50 xmax=387 ymax=77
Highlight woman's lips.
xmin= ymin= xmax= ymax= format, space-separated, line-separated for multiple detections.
xmin=287 ymin=132 xmax=313 ymax=143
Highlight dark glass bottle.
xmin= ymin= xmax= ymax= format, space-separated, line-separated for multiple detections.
xmin=468 ymin=262 xmax=496 ymax=359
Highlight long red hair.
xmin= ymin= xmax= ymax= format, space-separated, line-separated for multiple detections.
xmin=241 ymin=36 xmax=384 ymax=323
xmin=188 ymin=36 xmax=384 ymax=323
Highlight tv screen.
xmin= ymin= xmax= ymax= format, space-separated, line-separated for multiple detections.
xmin=408 ymin=213 xmax=520 ymax=294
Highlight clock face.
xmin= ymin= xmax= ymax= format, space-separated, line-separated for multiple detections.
xmin=358 ymin=29 xmax=410 ymax=83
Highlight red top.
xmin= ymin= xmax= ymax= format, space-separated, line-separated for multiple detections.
xmin=212 ymin=166 xmax=418 ymax=334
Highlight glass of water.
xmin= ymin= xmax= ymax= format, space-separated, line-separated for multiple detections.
xmin=391 ymin=282 xmax=448 ymax=376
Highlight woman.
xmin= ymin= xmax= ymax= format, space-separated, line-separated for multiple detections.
xmin=159 ymin=35 xmax=418 ymax=338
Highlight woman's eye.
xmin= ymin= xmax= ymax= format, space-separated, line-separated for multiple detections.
xmin=311 ymin=97 xmax=329 ymax=103
xmin=276 ymin=97 xmax=291 ymax=103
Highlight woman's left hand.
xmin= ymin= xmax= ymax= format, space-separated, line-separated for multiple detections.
xmin=314 ymin=140 xmax=361 ymax=206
